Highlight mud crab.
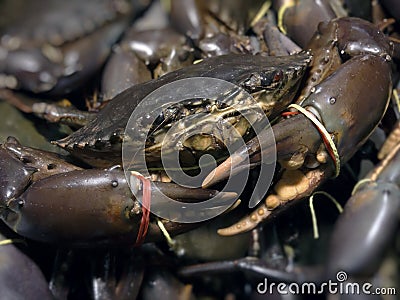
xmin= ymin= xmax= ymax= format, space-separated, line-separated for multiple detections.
xmin=55 ymin=51 xmax=311 ymax=168
xmin=0 ymin=1 xmax=399 ymax=298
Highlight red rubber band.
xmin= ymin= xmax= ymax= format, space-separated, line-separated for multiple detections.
xmin=315 ymin=126 xmax=337 ymax=170
xmin=133 ymin=174 xmax=151 ymax=247
xmin=281 ymin=111 xmax=299 ymax=117
xmin=282 ymin=106 xmax=338 ymax=173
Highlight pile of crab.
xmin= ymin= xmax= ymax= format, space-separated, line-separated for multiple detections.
xmin=1 ymin=0 xmax=400 ymax=299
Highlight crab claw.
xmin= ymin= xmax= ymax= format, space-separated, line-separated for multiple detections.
xmin=202 ymin=114 xmax=321 ymax=188
xmin=206 ymin=53 xmax=392 ymax=236
xmin=204 ymin=54 xmax=392 ymax=190
xmin=2 ymin=168 xmax=238 ymax=246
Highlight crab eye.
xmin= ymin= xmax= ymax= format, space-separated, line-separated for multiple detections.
xmin=244 ymin=70 xmax=284 ymax=91
xmin=258 ymin=70 xmax=285 ymax=89
xmin=258 ymin=73 xmax=270 ymax=86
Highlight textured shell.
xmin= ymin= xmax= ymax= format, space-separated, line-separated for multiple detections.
xmin=56 ymin=52 xmax=312 ymax=167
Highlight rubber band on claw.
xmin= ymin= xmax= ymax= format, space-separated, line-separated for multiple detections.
xmin=288 ymin=104 xmax=341 ymax=177
xmin=131 ymin=171 xmax=151 ymax=247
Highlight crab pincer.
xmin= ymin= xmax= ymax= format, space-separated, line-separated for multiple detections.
xmin=203 ymin=17 xmax=394 ymax=236
xmin=3 ymin=136 xmax=82 ymax=181
xmin=0 ymin=141 xmax=36 ymax=206
xmin=0 ymin=168 xmax=237 ymax=247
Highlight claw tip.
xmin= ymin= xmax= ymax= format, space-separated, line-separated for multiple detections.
xmin=216 ymin=191 xmax=238 ymax=201
xmin=202 ymin=156 xmax=236 ymax=188
xmin=202 ymin=170 xmax=216 ymax=188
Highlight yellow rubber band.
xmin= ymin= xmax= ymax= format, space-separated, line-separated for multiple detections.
xmin=250 ymin=1 xmax=272 ymax=27
xmin=0 ymin=239 xmax=25 ymax=246
xmin=393 ymin=89 xmax=400 ymax=114
xmin=157 ymin=219 xmax=176 ymax=249
xmin=309 ymin=191 xmax=343 ymax=239
xmin=288 ymin=104 xmax=341 ymax=177
xmin=277 ymin=0 xmax=296 ymax=34
xmin=351 ymin=178 xmax=375 ymax=195
xmin=130 ymin=170 xmax=146 ymax=177
xmin=308 ymin=196 xmax=319 ymax=239
xmin=0 ymin=239 xmax=14 ymax=246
